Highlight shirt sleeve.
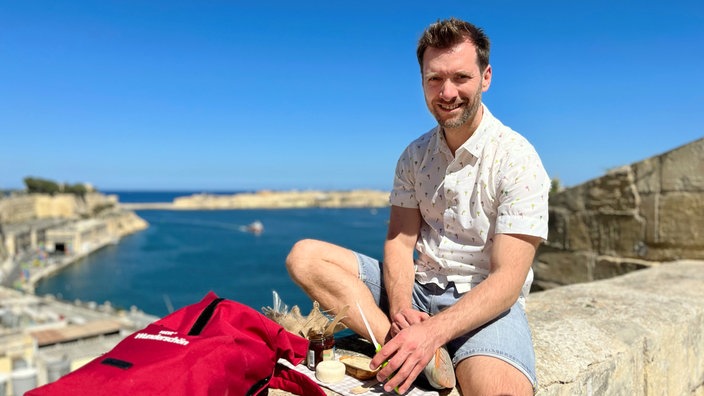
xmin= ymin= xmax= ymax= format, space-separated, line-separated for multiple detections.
xmin=495 ymin=143 xmax=551 ymax=240
xmin=389 ymin=145 xmax=419 ymax=208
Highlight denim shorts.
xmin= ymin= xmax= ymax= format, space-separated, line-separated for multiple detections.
xmin=355 ymin=252 xmax=537 ymax=387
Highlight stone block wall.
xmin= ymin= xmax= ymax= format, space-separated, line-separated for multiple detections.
xmin=534 ymin=138 xmax=704 ymax=290
xmin=0 ymin=195 xmax=36 ymax=224
xmin=0 ymin=193 xmax=118 ymax=224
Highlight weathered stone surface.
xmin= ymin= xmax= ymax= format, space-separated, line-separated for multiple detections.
xmin=661 ymin=138 xmax=704 ymax=192
xmin=536 ymin=138 xmax=703 ymax=288
xmin=534 ymin=252 xmax=656 ymax=286
xmin=646 ymin=247 xmax=704 ymax=262
xmin=546 ymin=207 xmax=568 ymax=249
xmin=658 ymin=192 xmax=704 ymax=247
xmin=633 ymin=156 xmax=661 ymax=195
xmin=639 ymin=192 xmax=659 ymax=246
xmin=530 ymin=260 xmax=704 ymax=396
xmin=585 ymin=166 xmax=639 ymax=213
xmin=550 ymin=184 xmax=586 ymax=212
xmin=533 ymin=250 xmax=594 ymax=286
xmin=592 ymin=256 xmax=654 ymax=280
xmin=547 ymin=210 xmax=593 ymax=252
xmin=565 ymin=212 xmax=594 ymax=252
xmin=593 ymin=213 xmax=645 ymax=257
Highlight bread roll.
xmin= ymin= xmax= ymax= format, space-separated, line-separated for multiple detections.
xmin=339 ymin=355 xmax=379 ymax=380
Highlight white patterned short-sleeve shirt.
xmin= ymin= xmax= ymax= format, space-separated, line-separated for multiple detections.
xmin=390 ymin=105 xmax=550 ymax=296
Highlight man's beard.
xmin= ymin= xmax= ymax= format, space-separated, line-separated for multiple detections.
xmin=434 ymin=87 xmax=482 ymax=130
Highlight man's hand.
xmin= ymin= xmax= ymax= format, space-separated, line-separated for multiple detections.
xmin=371 ymin=319 xmax=442 ymax=394
xmin=388 ymin=307 xmax=429 ymax=338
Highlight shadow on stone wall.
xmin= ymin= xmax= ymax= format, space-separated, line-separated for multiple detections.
xmin=534 ymin=137 xmax=704 ymax=291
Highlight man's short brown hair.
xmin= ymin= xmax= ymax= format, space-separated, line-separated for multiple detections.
xmin=416 ymin=18 xmax=490 ymax=73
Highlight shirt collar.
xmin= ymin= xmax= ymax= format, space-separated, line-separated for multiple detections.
xmin=460 ymin=104 xmax=494 ymax=159
xmin=432 ymin=103 xmax=494 ymax=159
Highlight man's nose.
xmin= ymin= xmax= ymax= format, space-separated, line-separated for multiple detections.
xmin=439 ymin=81 xmax=458 ymax=100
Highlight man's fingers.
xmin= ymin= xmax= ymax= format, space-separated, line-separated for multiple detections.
xmin=390 ymin=323 xmax=401 ymax=337
xmin=382 ymin=357 xmax=425 ymax=394
xmin=392 ymin=308 xmax=430 ymax=328
xmin=374 ymin=342 xmax=405 ymax=382
xmin=375 ymin=320 xmax=440 ymax=393
xmin=370 ymin=340 xmax=397 ymax=371
xmin=392 ymin=312 xmax=411 ymax=329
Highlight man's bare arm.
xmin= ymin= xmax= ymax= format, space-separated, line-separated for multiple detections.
xmin=425 ymin=233 xmax=541 ymax=342
xmin=382 ymin=205 xmax=423 ymax=338
xmin=373 ymin=232 xmax=541 ymax=392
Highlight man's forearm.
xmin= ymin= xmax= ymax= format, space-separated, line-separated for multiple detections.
xmin=425 ymin=233 xmax=539 ymax=344
xmin=424 ymin=273 xmax=521 ymax=345
xmin=383 ymin=239 xmax=416 ymax=315
xmin=383 ymin=205 xmax=422 ymax=316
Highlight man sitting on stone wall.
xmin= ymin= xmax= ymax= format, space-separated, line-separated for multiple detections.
xmin=286 ymin=17 xmax=550 ymax=395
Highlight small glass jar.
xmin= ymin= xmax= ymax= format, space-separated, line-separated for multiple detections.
xmin=307 ymin=330 xmax=335 ymax=370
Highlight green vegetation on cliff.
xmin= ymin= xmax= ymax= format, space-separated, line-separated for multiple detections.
xmin=23 ymin=177 xmax=94 ymax=196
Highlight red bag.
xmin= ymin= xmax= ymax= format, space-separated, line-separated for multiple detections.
xmin=27 ymin=292 xmax=325 ymax=396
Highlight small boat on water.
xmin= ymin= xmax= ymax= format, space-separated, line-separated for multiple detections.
xmin=246 ymin=220 xmax=264 ymax=235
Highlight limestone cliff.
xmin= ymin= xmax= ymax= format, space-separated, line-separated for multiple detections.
xmin=99 ymin=210 xmax=149 ymax=238
xmin=172 ymin=189 xmax=390 ymax=209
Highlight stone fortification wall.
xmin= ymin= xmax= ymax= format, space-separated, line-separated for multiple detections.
xmin=0 ymin=195 xmax=36 ymax=224
xmin=98 ymin=210 xmax=148 ymax=238
xmin=535 ymin=138 xmax=704 ymax=289
xmin=0 ymin=193 xmax=119 ymax=224
xmin=530 ymin=260 xmax=704 ymax=395
xmin=0 ymin=193 xmax=145 ymax=261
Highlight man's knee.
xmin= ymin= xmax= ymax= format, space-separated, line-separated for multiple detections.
xmin=285 ymin=239 xmax=321 ymax=278
xmin=455 ymin=355 xmax=534 ymax=396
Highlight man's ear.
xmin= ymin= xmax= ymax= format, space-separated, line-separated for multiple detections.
xmin=482 ymin=65 xmax=492 ymax=92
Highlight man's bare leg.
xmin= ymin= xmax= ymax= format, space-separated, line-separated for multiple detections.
xmin=285 ymin=239 xmax=390 ymax=345
xmin=455 ymin=355 xmax=533 ymax=396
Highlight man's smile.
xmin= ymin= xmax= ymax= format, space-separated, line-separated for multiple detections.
xmin=437 ymin=101 xmax=464 ymax=112
xmin=437 ymin=102 xmax=464 ymax=113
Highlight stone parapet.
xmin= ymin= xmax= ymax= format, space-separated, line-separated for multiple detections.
xmin=271 ymin=261 xmax=704 ymax=395
xmin=530 ymin=260 xmax=704 ymax=395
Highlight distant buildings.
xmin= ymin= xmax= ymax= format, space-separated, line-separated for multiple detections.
xmin=0 ymin=193 xmax=146 ymax=290
xmin=0 ymin=192 xmax=152 ymax=395
xmin=0 ymin=286 xmax=157 ymax=395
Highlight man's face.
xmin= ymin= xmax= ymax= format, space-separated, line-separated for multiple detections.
xmin=422 ymin=40 xmax=492 ymax=132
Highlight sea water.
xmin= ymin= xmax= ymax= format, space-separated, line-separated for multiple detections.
xmin=34 ymin=191 xmax=389 ymax=317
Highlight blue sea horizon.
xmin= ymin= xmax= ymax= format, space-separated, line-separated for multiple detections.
xmin=34 ymin=191 xmax=389 ymax=318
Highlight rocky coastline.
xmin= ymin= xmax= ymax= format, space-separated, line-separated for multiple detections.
xmin=2 ymin=189 xmax=389 ymax=291
xmin=0 ymin=192 xmax=148 ymax=291
xmin=121 ymin=189 xmax=391 ymax=210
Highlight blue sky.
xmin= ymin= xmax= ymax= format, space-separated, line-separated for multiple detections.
xmin=1 ymin=1 xmax=702 ymax=191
